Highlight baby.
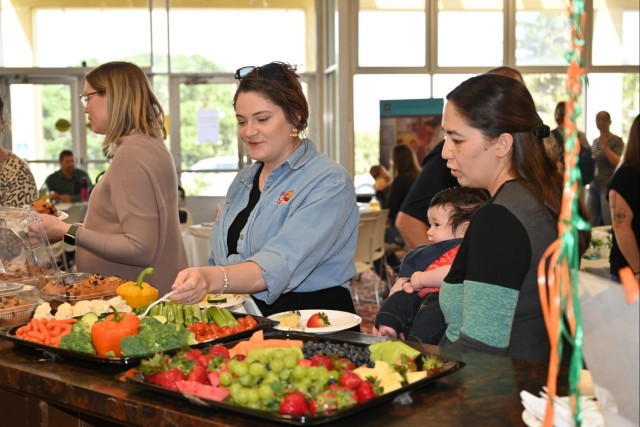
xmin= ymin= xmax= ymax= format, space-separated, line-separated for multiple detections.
xmin=374 ymin=187 xmax=489 ymax=343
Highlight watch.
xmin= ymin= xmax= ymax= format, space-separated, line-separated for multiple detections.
xmin=63 ymin=224 xmax=80 ymax=246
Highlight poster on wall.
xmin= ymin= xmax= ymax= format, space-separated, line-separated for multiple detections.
xmin=379 ymin=98 xmax=444 ymax=168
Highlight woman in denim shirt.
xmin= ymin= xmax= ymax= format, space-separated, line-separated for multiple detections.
xmin=171 ymin=62 xmax=359 ymax=317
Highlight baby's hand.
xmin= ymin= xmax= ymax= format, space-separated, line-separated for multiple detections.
xmin=409 ymin=271 xmax=425 ymax=290
xmin=376 ymin=325 xmax=398 ymax=339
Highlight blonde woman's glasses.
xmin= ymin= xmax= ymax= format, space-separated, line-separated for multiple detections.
xmin=79 ymin=91 xmax=99 ymax=108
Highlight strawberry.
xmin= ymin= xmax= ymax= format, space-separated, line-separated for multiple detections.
xmin=333 ymin=357 xmax=355 ymax=372
xmin=146 ymin=368 xmax=186 ymax=391
xmin=184 ymin=349 xmax=208 ymax=367
xmin=310 ymin=354 xmax=333 ymax=371
xmin=355 ymin=380 xmax=378 ymax=403
xmin=279 ymin=391 xmax=309 ymax=417
xmin=306 ymin=312 xmax=331 ymax=328
xmin=339 ymin=371 xmax=362 ymax=391
xmin=208 ymin=344 xmax=230 ymax=360
xmin=187 ymin=363 xmax=210 ymax=385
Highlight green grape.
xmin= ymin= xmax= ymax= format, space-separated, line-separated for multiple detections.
xmin=227 ymin=359 xmax=238 ymax=373
xmin=264 ymin=371 xmax=279 ymax=385
xmin=233 ymin=361 xmax=249 ymax=377
xmin=271 ymin=349 xmax=285 ymax=360
xmin=328 ymin=369 xmax=340 ymax=381
xmin=219 ymin=371 xmax=233 ymax=387
xmin=258 ymin=383 xmax=275 ymax=400
xmin=292 ymin=364 xmax=308 ymax=380
xmin=239 ymin=374 xmax=254 ymax=387
xmin=236 ymin=387 xmax=249 ymax=404
xmin=270 ymin=358 xmax=284 ymax=373
xmin=307 ymin=366 xmax=319 ymax=380
xmin=283 ymin=354 xmax=297 ymax=369
xmin=249 ymin=362 xmax=266 ymax=378
xmin=279 ymin=368 xmax=292 ymax=381
xmin=246 ymin=388 xmax=260 ymax=404
xmin=229 ymin=383 xmax=243 ymax=400
xmin=246 ymin=401 xmax=262 ymax=410
xmin=317 ymin=366 xmax=330 ymax=384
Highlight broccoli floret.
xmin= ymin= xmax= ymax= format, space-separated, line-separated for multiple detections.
xmin=120 ymin=319 xmax=195 ymax=356
xmin=59 ymin=321 xmax=96 ymax=355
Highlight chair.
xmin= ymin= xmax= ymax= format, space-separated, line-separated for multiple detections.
xmin=354 ymin=216 xmax=376 ymax=276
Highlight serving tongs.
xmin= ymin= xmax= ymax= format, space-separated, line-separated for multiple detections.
xmin=138 ymin=291 xmax=174 ymax=318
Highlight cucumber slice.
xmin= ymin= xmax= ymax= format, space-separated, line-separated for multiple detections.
xmin=80 ymin=312 xmax=99 ymax=328
xmin=152 ymin=315 xmax=168 ymax=324
xmin=207 ymin=297 xmax=227 ymax=304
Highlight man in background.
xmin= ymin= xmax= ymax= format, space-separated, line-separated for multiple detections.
xmin=45 ymin=150 xmax=92 ymax=202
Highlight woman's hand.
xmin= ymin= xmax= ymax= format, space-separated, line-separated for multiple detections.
xmin=36 ymin=213 xmax=70 ymax=243
xmin=388 ymin=277 xmax=414 ymax=297
xmin=170 ymin=267 xmax=212 ymax=304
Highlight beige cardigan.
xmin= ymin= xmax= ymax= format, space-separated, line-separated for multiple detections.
xmin=75 ymin=133 xmax=187 ymax=294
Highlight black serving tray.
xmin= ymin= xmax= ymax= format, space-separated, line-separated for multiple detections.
xmin=121 ymin=331 xmax=464 ymax=425
xmin=0 ymin=311 xmax=274 ymax=366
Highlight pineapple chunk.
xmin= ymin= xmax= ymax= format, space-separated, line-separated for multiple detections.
xmin=406 ymin=370 xmax=427 ymax=384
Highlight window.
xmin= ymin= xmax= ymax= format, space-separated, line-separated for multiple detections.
xmin=515 ymin=1 xmax=571 ymax=66
xmin=437 ymin=1 xmax=503 ymax=67
xmin=358 ymin=0 xmax=426 ymax=67
xmin=592 ymin=0 xmax=640 ymax=66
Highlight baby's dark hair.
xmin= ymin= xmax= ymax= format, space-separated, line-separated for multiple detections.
xmin=429 ymin=187 xmax=490 ymax=234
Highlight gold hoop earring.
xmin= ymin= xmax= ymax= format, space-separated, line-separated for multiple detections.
xmin=290 ymin=127 xmax=299 ymax=138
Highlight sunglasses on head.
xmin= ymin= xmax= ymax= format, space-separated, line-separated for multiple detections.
xmin=234 ymin=62 xmax=286 ymax=80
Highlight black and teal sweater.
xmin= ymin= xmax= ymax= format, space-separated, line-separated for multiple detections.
xmin=440 ymin=179 xmax=557 ymax=363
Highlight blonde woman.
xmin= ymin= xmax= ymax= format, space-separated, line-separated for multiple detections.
xmin=39 ymin=62 xmax=187 ymax=293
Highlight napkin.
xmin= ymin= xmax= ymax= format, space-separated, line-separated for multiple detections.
xmin=520 ymin=390 xmax=605 ymax=427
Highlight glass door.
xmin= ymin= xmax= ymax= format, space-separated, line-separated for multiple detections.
xmin=169 ymin=75 xmax=246 ymax=197
xmin=0 ymin=71 xmax=107 ymax=190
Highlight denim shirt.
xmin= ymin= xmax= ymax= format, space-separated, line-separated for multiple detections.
xmin=209 ymin=140 xmax=358 ymax=305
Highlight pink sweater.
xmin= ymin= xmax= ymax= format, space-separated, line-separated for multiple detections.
xmin=75 ymin=133 xmax=188 ymax=294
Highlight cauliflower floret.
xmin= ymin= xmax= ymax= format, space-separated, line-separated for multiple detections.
xmin=33 ymin=302 xmax=53 ymax=320
xmin=107 ymin=296 xmax=132 ymax=313
xmin=89 ymin=299 xmax=110 ymax=315
xmin=54 ymin=303 xmax=73 ymax=320
xmin=71 ymin=300 xmax=92 ymax=317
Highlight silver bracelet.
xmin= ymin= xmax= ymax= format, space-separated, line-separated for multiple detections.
xmin=212 ymin=265 xmax=229 ymax=297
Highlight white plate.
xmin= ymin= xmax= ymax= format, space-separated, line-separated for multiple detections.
xmin=197 ymin=294 xmax=246 ymax=309
xmin=57 ymin=211 xmax=69 ymax=220
xmin=268 ymin=309 xmax=362 ymax=334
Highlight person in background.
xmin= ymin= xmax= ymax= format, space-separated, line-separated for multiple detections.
xmin=369 ymin=164 xmax=391 ymax=206
xmin=384 ymin=143 xmax=420 ymax=230
xmin=439 ymin=73 xmax=561 ymax=363
xmin=544 ymin=101 xmax=594 ymax=183
xmin=44 ymin=150 xmax=92 ymax=202
xmin=375 ymin=187 xmax=489 ymax=344
xmin=170 ymin=62 xmax=359 ymax=318
xmin=382 ymin=143 xmax=421 ymax=272
xmin=588 ymin=110 xmax=624 ymax=226
xmin=0 ymin=96 xmax=39 ymax=207
xmin=38 ymin=61 xmax=187 ymax=294
xmin=395 ymin=66 xmax=525 ymax=250
xmin=608 ymin=114 xmax=639 ymax=282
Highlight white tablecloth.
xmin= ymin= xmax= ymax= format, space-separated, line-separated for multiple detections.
xmin=182 ymin=224 xmax=213 ymax=267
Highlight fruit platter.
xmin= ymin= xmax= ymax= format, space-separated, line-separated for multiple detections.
xmin=1 ymin=301 xmax=272 ymax=365
xmin=120 ymin=330 xmax=463 ymax=425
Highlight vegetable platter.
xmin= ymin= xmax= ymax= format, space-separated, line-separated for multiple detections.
xmin=0 ymin=306 xmax=273 ymax=366
xmin=119 ymin=330 xmax=463 ymax=425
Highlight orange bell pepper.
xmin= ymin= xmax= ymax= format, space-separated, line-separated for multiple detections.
xmin=91 ymin=306 xmax=141 ymax=356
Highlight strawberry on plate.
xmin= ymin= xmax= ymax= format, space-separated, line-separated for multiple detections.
xmin=306 ymin=312 xmax=331 ymax=328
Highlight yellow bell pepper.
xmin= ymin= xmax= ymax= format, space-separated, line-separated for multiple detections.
xmin=116 ymin=267 xmax=159 ymax=309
